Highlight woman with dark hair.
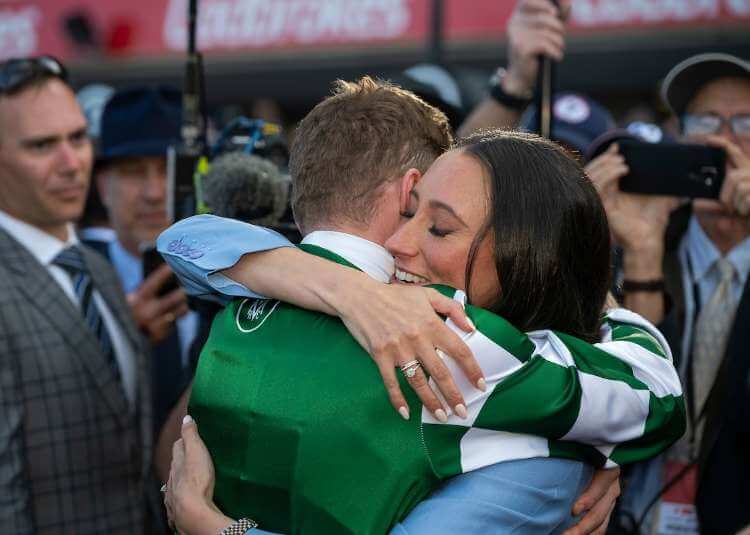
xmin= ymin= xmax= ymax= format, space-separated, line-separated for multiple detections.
xmin=160 ymin=130 xmax=683 ymax=535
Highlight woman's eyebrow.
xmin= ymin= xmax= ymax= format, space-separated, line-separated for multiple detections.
xmin=429 ymin=200 xmax=468 ymax=228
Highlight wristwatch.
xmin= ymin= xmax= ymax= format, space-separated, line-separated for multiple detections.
xmin=219 ymin=518 xmax=259 ymax=534
xmin=488 ymin=67 xmax=533 ymax=111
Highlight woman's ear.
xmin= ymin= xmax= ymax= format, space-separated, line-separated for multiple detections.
xmin=399 ymin=168 xmax=421 ymax=212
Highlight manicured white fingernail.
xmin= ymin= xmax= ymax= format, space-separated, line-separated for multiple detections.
xmin=466 ymin=318 xmax=476 ymax=331
xmin=434 ymin=409 xmax=448 ymax=423
xmin=454 ymin=404 xmax=468 ymax=419
xmin=398 ymin=406 xmax=410 ymax=420
xmin=182 ymin=415 xmax=193 ymax=425
xmin=476 ymin=378 xmax=487 ymax=392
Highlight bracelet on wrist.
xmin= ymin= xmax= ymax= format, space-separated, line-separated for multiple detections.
xmin=219 ymin=518 xmax=258 ymax=535
xmin=621 ymin=278 xmax=665 ymax=293
xmin=488 ymin=67 xmax=533 ymax=111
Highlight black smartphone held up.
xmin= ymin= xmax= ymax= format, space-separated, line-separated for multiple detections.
xmin=141 ymin=244 xmax=179 ymax=297
xmin=618 ymin=140 xmax=726 ymax=199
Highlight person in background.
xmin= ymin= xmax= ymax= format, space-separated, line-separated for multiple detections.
xmin=591 ymin=53 xmax=750 ymax=535
xmin=0 ymin=56 xmax=162 ymax=534
xmin=519 ymin=92 xmax=615 ymax=158
xmin=458 ymin=0 xmax=570 ymax=135
xmin=95 ymin=86 xmax=198 ymax=433
xmin=76 ymin=83 xmax=117 ymax=256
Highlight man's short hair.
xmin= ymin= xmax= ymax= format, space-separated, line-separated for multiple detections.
xmin=290 ymin=76 xmax=453 ymax=232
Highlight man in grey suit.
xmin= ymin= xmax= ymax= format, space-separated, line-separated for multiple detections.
xmin=0 ymin=57 xmax=161 ymax=533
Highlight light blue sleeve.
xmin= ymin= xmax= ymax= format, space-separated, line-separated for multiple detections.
xmin=391 ymin=458 xmax=593 ymax=535
xmin=156 ymin=214 xmax=294 ymax=305
xmin=242 ymin=458 xmax=592 ymax=535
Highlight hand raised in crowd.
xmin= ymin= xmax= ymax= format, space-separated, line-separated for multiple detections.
xmin=705 ymin=134 xmax=750 ymax=218
xmin=586 ymin=143 xmax=681 ymax=323
xmin=505 ymin=0 xmax=571 ymax=95
xmin=586 ymin=143 xmax=680 ymax=256
xmin=127 ymin=263 xmax=189 ymax=344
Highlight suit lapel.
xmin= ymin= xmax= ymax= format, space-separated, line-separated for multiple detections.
xmin=698 ymin=277 xmax=750 ymax=482
xmin=0 ymin=229 xmax=132 ymax=427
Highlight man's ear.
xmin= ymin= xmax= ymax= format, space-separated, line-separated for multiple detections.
xmin=95 ymin=169 xmax=111 ymax=210
xmin=399 ymin=168 xmax=422 ymax=212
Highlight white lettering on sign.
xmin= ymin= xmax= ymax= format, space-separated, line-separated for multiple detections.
xmin=164 ymin=0 xmax=411 ymax=51
xmin=571 ymin=0 xmax=724 ymax=26
xmin=0 ymin=6 xmax=40 ymax=60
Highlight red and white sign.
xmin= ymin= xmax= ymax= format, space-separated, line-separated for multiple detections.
xmin=162 ymin=0 xmax=419 ymax=51
xmin=0 ymin=0 xmax=748 ymax=62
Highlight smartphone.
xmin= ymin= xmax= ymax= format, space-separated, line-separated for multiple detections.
xmin=618 ymin=140 xmax=725 ymax=199
xmin=141 ymin=244 xmax=179 ymax=297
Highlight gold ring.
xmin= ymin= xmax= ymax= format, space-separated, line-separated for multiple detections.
xmin=163 ymin=312 xmax=176 ymax=324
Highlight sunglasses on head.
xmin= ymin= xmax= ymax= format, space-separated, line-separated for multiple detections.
xmin=0 ymin=56 xmax=67 ymax=94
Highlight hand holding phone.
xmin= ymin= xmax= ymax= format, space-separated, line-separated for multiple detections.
xmin=141 ymin=245 xmax=180 ymax=297
xmin=129 ymin=245 xmax=187 ymax=344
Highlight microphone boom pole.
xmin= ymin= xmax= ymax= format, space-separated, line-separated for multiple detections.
xmin=534 ymin=0 xmax=559 ymax=140
xmin=167 ymin=0 xmax=208 ymax=222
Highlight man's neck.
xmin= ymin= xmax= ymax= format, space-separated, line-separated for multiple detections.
xmin=0 ymin=208 xmax=70 ymax=241
xmin=695 ymin=212 xmax=750 ymax=255
xmin=303 ymin=222 xmax=387 ymax=248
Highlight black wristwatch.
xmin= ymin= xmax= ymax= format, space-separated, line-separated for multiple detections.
xmin=488 ymin=67 xmax=533 ymax=111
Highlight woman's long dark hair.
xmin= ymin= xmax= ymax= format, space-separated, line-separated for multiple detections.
xmin=455 ymin=129 xmax=612 ymax=343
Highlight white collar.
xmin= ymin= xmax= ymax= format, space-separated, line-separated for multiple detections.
xmin=0 ymin=210 xmax=78 ymax=266
xmin=685 ymin=215 xmax=750 ymax=286
xmin=301 ymin=230 xmax=394 ymax=283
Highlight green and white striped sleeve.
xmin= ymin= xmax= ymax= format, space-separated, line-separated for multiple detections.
xmin=421 ymin=289 xmax=686 ymax=477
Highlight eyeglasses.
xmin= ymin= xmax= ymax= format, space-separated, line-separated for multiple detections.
xmin=0 ymin=56 xmax=68 ymax=94
xmin=682 ymin=112 xmax=750 ymax=138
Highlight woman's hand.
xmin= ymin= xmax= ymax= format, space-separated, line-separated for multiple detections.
xmin=336 ymin=278 xmax=484 ymax=423
xmin=165 ymin=416 xmax=234 ymax=535
xmin=563 ymin=467 xmax=621 ymax=535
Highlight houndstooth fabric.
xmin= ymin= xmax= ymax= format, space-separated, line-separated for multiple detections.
xmin=0 ymin=228 xmax=161 ymax=534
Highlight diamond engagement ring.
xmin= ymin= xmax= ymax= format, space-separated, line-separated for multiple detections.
xmin=400 ymin=359 xmax=421 ymax=378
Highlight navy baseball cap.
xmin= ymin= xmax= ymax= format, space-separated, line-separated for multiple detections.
xmin=586 ymin=121 xmax=675 ymax=161
xmin=99 ymin=86 xmax=181 ymax=161
xmin=520 ymin=93 xmax=615 ymax=154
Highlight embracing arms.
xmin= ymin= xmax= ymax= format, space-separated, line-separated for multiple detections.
xmin=157 ymin=215 xmax=482 ymax=420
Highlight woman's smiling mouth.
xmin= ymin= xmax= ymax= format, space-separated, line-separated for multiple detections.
xmin=394 ymin=268 xmax=429 ymax=284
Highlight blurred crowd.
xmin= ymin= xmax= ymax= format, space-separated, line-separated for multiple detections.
xmin=0 ymin=0 xmax=748 ymax=534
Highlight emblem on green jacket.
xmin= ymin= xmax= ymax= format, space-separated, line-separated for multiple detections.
xmin=235 ymin=298 xmax=279 ymax=333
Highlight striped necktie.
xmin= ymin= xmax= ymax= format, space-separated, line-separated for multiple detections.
xmin=53 ymin=246 xmax=121 ymax=382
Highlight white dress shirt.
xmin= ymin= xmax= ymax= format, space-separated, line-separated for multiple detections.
xmin=0 ymin=210 xmax=138 ymax=406
xmin=301 ymin=230 xmax=395 ymax=283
